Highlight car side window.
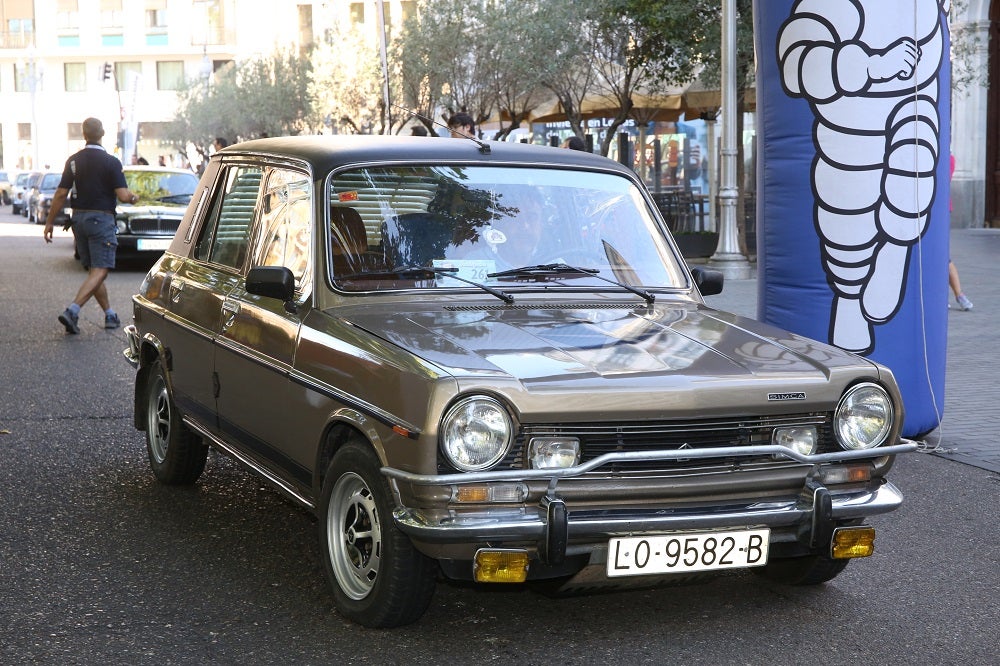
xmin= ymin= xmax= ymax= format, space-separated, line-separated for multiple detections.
xmin=255 ymin=167 xmax=313 ymax=296
xmin=194 ymin=165 xmax=263 ymax=268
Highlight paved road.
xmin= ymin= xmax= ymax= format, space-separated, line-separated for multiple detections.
xmin=1 ymin=212 xmax=997 ymax=665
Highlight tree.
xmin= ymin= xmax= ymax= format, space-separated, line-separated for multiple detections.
xmin=392 ymin=0 xmax=497 ymax=131
xmin=170 ymin=47 xmax=313 ymax=161
xmin=482 ymin=2 xmax=561 ymax=139
xmin=534 ymin=0 xmax=605 ymax=145
xmin=311 ymin=24 xmax=384 ymax=135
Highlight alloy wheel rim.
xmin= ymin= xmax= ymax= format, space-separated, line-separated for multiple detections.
xmin=147 ymin=376 xmax=170 ymax=464
xmin=327 ymin=472 xmax=382 ymax=600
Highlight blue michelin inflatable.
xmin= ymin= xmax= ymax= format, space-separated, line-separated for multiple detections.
xmin=755 ymin=0 xmax=951 ymax=437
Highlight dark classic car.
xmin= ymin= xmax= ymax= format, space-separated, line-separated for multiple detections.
xmin=123 ymin=135 xmax=915 ymax=628
xmin=114 ymin=166 xmax=198 ymax=257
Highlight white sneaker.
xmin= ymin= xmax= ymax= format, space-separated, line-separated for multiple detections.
xmin=956 ymin=294 xmax=973 ymax=311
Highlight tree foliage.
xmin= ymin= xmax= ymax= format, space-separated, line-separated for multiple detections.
xmin=170 ymin=47 xmax=313 ymax=160
xmin=172 ymin=0 xmax=759 ymax=155
xmin=311 ymin=24 xmax=384 ymax=134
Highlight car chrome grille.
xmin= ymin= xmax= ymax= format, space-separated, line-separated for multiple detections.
xmin=497 ymin=414 xmax=834 ymax=474
xmin=128 ymin=217 xmax=181 ymax=235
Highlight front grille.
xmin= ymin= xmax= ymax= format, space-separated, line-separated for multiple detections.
xmin=512 ymin=414 xmax=832 ymax=474
xmin=128 ymin=216 xmax=181 ymax=235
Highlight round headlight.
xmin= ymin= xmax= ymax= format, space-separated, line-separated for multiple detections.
xmin=834 ymin=383 xmax=893 ymax=450
xmin=440 ymin=396 xmax=513 ymax=471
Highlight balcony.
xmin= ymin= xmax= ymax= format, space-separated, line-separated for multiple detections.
xmin=0 ymin=31 xmax=33 ymax=49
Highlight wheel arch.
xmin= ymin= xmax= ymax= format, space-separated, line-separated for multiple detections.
xmin=314 ymin=409 xmax=387 ymax=499
xmin=132 ymin=335 xmax=170 ymax=431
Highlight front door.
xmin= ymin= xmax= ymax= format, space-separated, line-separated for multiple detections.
xmin=214 ymin=166 xmax=314 ymax=494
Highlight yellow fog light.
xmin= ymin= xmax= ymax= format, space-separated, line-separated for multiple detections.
xmin=831 ymin=526 xmax=875 ymax=559
xmin=473 ymin=549 xmax=529 ymax=583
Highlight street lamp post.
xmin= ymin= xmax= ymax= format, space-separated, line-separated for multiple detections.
xmin=25 ymin=48 xmax=44 ymax=169
xmin=709 ymin=0 xmax=754 ymax=279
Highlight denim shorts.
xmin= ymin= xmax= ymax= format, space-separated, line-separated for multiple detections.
xmin=73 ymin=211 xmax=118 ymax=269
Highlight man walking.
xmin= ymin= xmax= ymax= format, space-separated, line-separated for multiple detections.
xmin=43 ymin=117 xmax=140 ymax=334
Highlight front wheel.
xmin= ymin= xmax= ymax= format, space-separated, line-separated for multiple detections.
xmin=319 ymin=441 xmax=436 ymax=628
xmin=143 ymin=359 xmax=207 ymax=485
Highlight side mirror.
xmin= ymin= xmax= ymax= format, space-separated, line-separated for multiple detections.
xmin=246 ymin=265 xmax=296 ymax=302
xmin=690 ymin=266 xmax=724 ymax=296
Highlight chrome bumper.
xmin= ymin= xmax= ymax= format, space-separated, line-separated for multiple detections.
xmin=384 ymin=441 xmax=916 ymax=562
xmin=123 ymin=324 xmax=140 ymax=368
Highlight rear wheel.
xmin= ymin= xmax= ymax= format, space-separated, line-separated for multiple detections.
xmin=753 ymin=554 xmax=849 ymax=585
xmin=319 ymin=441 xmax=436 ymax=627
xmin=143 ymin=359 xmax=207 ymax=485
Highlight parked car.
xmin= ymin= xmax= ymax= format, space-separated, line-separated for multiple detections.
xmin=29 ymin=172 xmax=68 ymax=225
xmin=0 ymin=170 xmax=12 ymax=205
xmin=11 ymin=172 xmax=30 ymax=214
xmin=123 ymin=135 xmax=915 ymax=628
xmin=109 ymin=165 xmax=199 ymax=257
xmin=15 ymin=171 xmax=41 ymax=217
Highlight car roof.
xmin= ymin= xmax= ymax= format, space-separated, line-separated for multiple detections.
xmin=217 ymin=135 xmax=630 ymax=177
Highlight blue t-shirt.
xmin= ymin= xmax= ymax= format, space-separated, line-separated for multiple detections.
xmin=58 ymin=144 xmax=127 ymax=212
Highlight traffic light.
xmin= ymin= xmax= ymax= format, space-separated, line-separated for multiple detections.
xmin=102 ymin=62 xmax=112 ymax=81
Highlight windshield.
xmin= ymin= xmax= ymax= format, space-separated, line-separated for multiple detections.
xmin=326 ymin=166 xmax=687 ymax=293
xmin=41 ymin=173 xmax=62 ymax=189
xmin=124 ymin=170 xmax=198 ymax=204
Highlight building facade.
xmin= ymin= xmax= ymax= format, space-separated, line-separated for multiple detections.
xmin=0 ymin=0 xmax=412 ymax=170
xmin=3 ymin=1 xmax=997 ymax=231
xmin=940 ymin=0 xmax=994 ymax=228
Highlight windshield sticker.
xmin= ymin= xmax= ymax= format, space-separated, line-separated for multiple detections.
xmin=433 ymin=259 xmax=496 ymax=284
xmin=338 ymin=191 xmax=359 ymax=202
xmin=484 ymin=228 xmax=507 ymax=244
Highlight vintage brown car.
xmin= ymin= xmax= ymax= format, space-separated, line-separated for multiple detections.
xmin=124 ymin=135 xmax=915 ymax=627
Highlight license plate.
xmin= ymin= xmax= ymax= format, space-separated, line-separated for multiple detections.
xmin=137 ymin=238 xmax=172 ymax=251
xmin=607 ymin=528 xmax=769 ymax=577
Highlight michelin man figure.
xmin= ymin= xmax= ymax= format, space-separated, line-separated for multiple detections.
xmin=777 ymin=0 xmax=947 ymax=353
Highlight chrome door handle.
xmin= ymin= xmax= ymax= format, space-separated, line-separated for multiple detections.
xmin=222 ymin=301 xmax=240 ymax=329
xmin=168 ymin=280 xmax=184 ymax=303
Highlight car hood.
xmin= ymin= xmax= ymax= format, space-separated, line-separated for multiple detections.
xmin=117 ymin=203 xmax=186 ymax=217
xmin=342 ymin=300 xmax=877 ymax=396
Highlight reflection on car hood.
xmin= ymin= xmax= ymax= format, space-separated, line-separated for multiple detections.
xmin=343 ymin=301 xmax=875 ymax=388
xmin=118 ymin=204 xmax=186 ymax=216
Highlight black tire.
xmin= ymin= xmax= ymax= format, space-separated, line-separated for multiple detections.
xmin=143 ymin=359 xmax=207 ymax=485
xmin=753 ymin=554 xmax=849 ymax=585
xmin=319 ymin=441 xmax=436 ymax=628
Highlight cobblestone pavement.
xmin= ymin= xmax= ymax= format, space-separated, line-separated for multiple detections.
xmin=703 ymin=228 xmax=1000 ymax=474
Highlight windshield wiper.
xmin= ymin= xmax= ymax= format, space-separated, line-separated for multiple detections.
xmin=488 ymin=263 xmax=655 ymax=304
xmin=339 ymin=265 xmax=514 ymax=304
